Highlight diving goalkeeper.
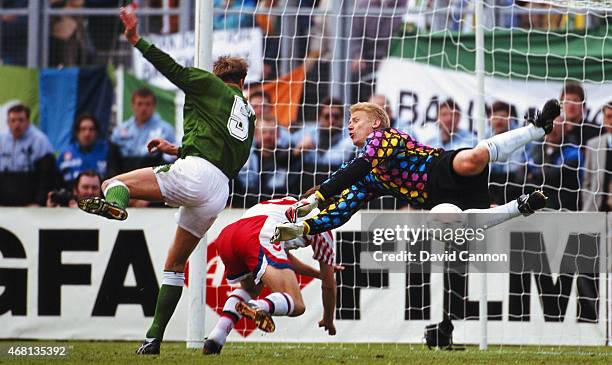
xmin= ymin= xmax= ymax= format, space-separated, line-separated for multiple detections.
xmin=275 ymin=99 xmax=559 ymax=240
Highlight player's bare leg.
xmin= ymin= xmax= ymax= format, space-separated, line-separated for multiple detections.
xmin=235 ymin=267 xmax=306 ymax=333
xmin=452 ymin=145 xmax=491 ymax=176
xmin=260 ymin=267 xmax=306 ymax=316
xmin=137 ymin=226 xmax=200 ymax=355
xmin=163 ymin=226 xmax=200 ymax=271
xmin=78 ymin=167 xmax=164 ymax=220
xmin=204 ymin=278 xmax=264 ymax=355
xmin=453 ymin=99 xmax=560 ymax=177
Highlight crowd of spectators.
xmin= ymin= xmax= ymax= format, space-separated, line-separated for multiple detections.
xmin=1 ymin=3 xmax=610 ymax=213
xmin=1 ymin=1 xmax=594 ymax=67
xmin=0 ymin=86 xmax=176 ymax=208
xmin=2 ymin=79 xmax=612 ymax=213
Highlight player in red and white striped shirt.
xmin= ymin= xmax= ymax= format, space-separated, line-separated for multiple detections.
xmin=202 ymin=197 xmax=339 ymax=355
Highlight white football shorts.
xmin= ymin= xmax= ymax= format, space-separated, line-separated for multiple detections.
xmin=154 ymin=156 xmax=229 ymax=238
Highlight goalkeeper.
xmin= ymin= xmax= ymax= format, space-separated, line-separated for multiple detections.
xmin=78 ymin=7 xmax=256 ymax=355
xmin=275 ymin=100 xmax=559 ymax=240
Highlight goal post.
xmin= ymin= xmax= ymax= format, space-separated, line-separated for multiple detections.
xmin=474 ymin=0 xmax=488 ymax=351
xmin=186 ymin=0 xmax=214 ymax=350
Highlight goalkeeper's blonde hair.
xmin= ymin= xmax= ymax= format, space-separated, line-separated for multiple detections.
xmin=350 ymin=102 xmax=391 ymax=129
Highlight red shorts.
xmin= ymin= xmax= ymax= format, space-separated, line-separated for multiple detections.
xmin=215 ymin=215 xmax=291 ymax=284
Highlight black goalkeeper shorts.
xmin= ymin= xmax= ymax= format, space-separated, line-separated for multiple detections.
xmin=426 ymin=148 xmax=490 ymax=210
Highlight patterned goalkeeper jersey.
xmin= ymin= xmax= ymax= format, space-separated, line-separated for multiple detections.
xmin=305 ymin=128 xmax=443 ymax=234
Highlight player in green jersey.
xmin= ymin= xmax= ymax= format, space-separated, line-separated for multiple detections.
xmin=78 ymin=7 xmax=257 ymax=355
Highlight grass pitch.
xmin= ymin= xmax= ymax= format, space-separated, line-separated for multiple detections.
xmin=1 ymin=341 xmax=611 ymax=365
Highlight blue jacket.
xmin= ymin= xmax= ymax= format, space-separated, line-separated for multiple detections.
xmin=111 ymin=113 xmax=176 ymax=161
xmin=57 ymin=140 xmax=109 ymax=185
xmin=0 ymin=125 xmax=54 ymax=172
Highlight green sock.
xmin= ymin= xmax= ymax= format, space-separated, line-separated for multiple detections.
xmin=146 ymin=284 xmax=183 ymax=340
xmin=104 ymin=182 xmax=130 ymax=209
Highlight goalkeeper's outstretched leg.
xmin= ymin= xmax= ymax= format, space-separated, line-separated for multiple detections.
xmin=463 ymin=190 xmax=548 ymax=229
xmin=448 ymin=99 xmax=560 ymax=177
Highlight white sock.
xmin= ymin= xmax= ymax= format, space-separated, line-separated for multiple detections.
xmin=479 ymin=124 xmax=545 ymax=162
xmin=466 ymin=200 xmax=520 ymax=229
xmin=250 ymin=292 xmax=295 ymax=316
xmin=208 ymin=289 xmax=251 ymax=346
xmin=162 ymin=271 xmax=185 ymax=287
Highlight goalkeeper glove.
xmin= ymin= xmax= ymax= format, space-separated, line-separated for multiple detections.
xmin=273 ymin=222 xmax=305 ymax=242
xmin=285 ymin=194 xmax=320 ymax=222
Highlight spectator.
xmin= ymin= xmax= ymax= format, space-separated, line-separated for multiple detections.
xmin=419 ymin=98 xmax=476 ymax=150
xmin=249 ymin=89 xmax=274 ymax=120
xmin=108 ymin=87 xmax=176 ymax=207
xmin=235 ymin=118 xmax=293 ymax=207
xmin=247 ymin=88 xmax=291 ymax=148
xmin=0 ymin=104 xmax=60 ymax=206
xmin=487 ymin=101 xmax=525 ymax=204
xmin=494 ymin=0 xmax=519 ymax=28
xmin=255 ymin=0 xmax=278 ymax=36
xmin=49 ymin=0 xmax=90 ymax=67
xmin=57 ymin=114 xmax=109 ymax=188
xmin=582 ymin=102 xmax=612 ymax=211
xmin=518 ymin=1 xmax=560 ymax=29
xmin=560 ymin=82 xmax=598 ymax=146
xmin=292 ymin=97 xmax=355 ymax=186
xmin=369 ymin=94 xmax=396 ymax=128
xmin=47 ymin=169 xmax=102 ymax=208
xmin=369 ymin=93 xmax=420 ymax=137
xmin=430 ymin=0 xmax=473 ymax=32
xmin=349 ymin=0 xmax=408 ymax=103
xmin=526 ymin=116 xmax=583 ymax=210
xmin=213 ymin=0 xmax=256 ymax=30
xmin=108 ymin=87 xmax=176 ymax=176
xmin=1 ymin=0 xmax=28 ymax=65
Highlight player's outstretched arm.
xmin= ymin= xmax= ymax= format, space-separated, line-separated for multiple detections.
xmin=318 ymin=261 xmax=337 ymax=335
xmin=292 ymin=158 xmax=372 ymax=220
xmin=119 ymin=7 xmax=140 ymax=45
xmin=286 ymin=252 xmax=320 ymax=278
xmin=275 ymin=180 xmax=374 ymax=242
xmin=119 ymin=7 xmax=207 ymax=94
xmin=298 ymin=129 xmax=396 ymax=219
xmin=294 ymin=129 xmax=401 ymax=220
xmin=147 ymin=138 xmax=179 ymax=156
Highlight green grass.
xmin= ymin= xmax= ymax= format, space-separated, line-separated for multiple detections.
xmin=1 ymin=341 xmax=611 ymax=365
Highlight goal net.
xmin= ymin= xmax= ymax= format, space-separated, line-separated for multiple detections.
xmin=130 ymin=0 xmax=612 ymax=349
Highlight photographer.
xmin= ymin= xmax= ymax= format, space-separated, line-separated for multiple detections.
xmin=47 ymin=170 xmax=102 ymax=207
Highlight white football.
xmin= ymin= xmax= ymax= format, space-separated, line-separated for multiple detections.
xmin=429 ymin=203 xmax=465 ymax=229
xmin=430 ymin=203 xmax=462 ymax=213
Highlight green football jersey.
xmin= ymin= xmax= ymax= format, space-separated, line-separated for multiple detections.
xmin=135 ymin=38 xmax=256 ymax=179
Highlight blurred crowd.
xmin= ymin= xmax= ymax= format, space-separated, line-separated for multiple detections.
xmin=2 ymin=81 xmax=612 ymax=212
xmin=1 ymin=0 xmax=593 ymax=67
xmin=1 ymin=1 xmax=610 ymax=212
xmin=0 ymin=87 xmax=175 ymax=208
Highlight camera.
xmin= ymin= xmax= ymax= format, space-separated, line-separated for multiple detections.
xmin=50 ymin=189 xmax=74 ymax=207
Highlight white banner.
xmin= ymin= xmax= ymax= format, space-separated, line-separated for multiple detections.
xmin=377 ymin=58 xmax=612 ymax=133
xmin=0 ymin=208 xmax=608 ymax=345
xmin=133 ymin=28 xmax=263 ymax=90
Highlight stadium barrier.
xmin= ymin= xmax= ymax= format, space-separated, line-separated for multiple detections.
xmin=0 ymin=208 xmax=609 ymax=345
